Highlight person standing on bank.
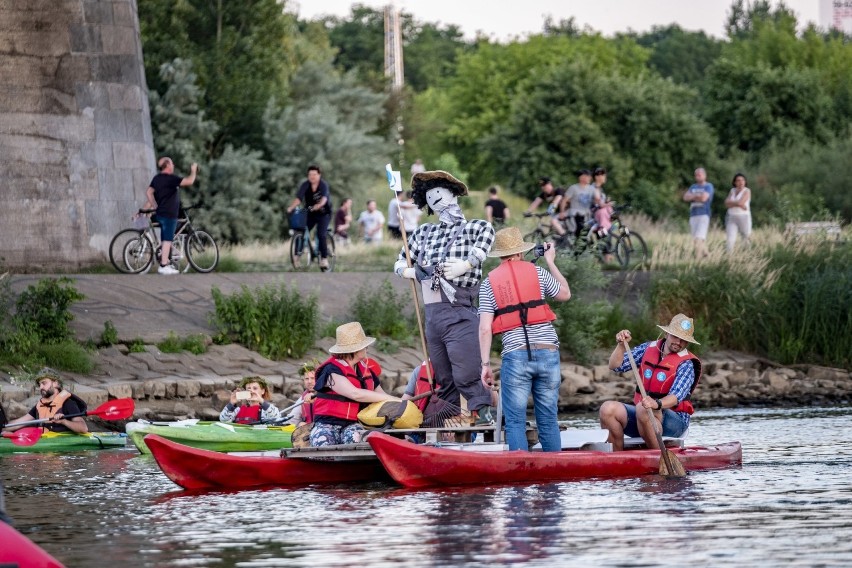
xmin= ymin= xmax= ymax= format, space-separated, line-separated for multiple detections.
xmin=5 ymin=368 xmax=88 ymax=433
xmin=724 ymin=173 xmax=752 ymax=253
xmin=478 ymin=228 xmax=571 ymax=451
xmin=485 ymin=186 xmax=510 ymax=227
xmin=143 ymin=157 xmax=198 ymax=275
xmin=287 ymin=165 xmax=333 ymax=271
xmin=598 ymin=314 xmax=702 ymax=451
xmin=683 ymin=167 xmax=714 ymax=258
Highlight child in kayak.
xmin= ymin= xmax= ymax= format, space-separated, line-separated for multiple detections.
xmin=219 ymin=376 xmax=280 ymax=424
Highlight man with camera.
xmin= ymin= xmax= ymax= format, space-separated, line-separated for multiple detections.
xmin=478 ymin=227 xmax=571 ymax=452
xmin=219 ymin=376 xmax=281 ymax=424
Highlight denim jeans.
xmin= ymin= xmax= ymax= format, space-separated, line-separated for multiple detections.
xmin=500 ymin=348 xmax=562 ymax=452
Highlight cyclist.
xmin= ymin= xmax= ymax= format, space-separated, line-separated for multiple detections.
xmin=591 ymin=167 xmax=615 ymax=263
xmin=142 ymin=157 xmax=198 ymax=275
xmin=560 ymin=169 xmax=595 ymax=238
xmin=524 ymin=176 xmax=567 ymax=240
xmin=287 ymin=165 xmax=333 ymax=271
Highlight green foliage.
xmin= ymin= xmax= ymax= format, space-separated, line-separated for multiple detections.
xmin=128 ymin=338 xmax=146 ymax=353
xmin=350 ymin=280 xmax=413 ymax=341
xmin=34 ymin=341 xmax=94 ymax=374
xmin=157 ymin=332 xmax=208 ymax=355
xmin=213 ymin=254 xmax=243 ymax=273
xmin=598 ymin=301 xmax=661 ymax=349
xmin=101 ymin=320 xmax=118 ymax=347
xmin=211 ymin=284 xmax=319 ymax=359
xmin=631 ymin=25 xmax=723 ymax=87
xmin=14 ymin=278 xmax=84 ymax=344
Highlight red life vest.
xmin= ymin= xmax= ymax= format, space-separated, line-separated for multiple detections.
xmin=313 ymin=356 xmax=377 ymax=422
xmin=361 ymin=358 xmax=382 ymax=379
xmin=234 ymin=404 xmax=262 ymax=424
xmin=412 ymin=361 xmax=437 ymax=412
xmin=300 ymin=389 xmax=314 ymax=424
xmin=633 ymin=340 xmax=702 ymax=415
xmin=490 ymin=261 xmax=557 ymax=334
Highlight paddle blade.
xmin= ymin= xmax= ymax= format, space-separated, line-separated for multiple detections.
xmin=90 ymin=398 xmax=135 ymax=420
xmin=659 ymin=449 xmax=687 ymax=478
xmin=2 ymin=427 xmax=43 ymax=447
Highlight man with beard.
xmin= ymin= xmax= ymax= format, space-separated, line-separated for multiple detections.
xmin=5 ymin=368 xmax=88 ymax=433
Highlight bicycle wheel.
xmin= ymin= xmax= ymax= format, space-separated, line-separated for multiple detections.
xmin=290 ymin=231 xmax=311 ymax=271
xmin=325 ymin=229 xmax=336 ymax=272
xmin=122 ymin=233 xmax=155 ymax=274
xmin=186 ymin=230 xmax=219 ymax=273
xmin=523 ymin=230 xmax=545 ymax=245
xmin=109 ymin=229 xmax=146 ymax=273
xmin=616 ymin=231 xmax=649 ymax=269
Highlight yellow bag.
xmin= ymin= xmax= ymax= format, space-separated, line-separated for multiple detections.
xmin=358 ymin=401 xmax=423 ymax=430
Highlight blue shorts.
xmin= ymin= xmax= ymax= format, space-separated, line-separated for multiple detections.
xmin=622 ymin=403 xmax=689 ymax=438
xmin=158 ymin=217 xmax=178 ymax=242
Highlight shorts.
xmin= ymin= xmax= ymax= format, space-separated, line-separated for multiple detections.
xmin=622 ymin=404 xmax=689 ymax=438
xmin=158 ymin=217 xmax=178 ymax=242
xmin=689 ymin=215 xmax=710 ymax=240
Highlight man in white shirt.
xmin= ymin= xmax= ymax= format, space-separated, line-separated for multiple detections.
xmin=358 ymin=200 xmax=385 ymax=243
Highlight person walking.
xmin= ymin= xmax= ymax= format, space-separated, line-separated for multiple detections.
xmin=334 ymin=197 xmax=353 ymax=246
xmin=683 ymin=167 xmax=714 ymax=258
xmin=287 ymin=165 xmax=333 ymax=271
xmin=485 ymin=186 xmax=510 ymax=227
xmin=724 ymin=173 xmax=752 ymax=253
xmin=478 ymin=228 xmax=571 ymax=452
xmin=142 ymin=157 xmax=198 ymax=275
xmin=358 ymin=200 xmax=385 ymax=244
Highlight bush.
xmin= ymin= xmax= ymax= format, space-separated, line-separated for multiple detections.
xmin=157 ymin=331 xmax=208 ymax=355
xmin=350 ymin=280 xmax=413 ymax=341
xmin=128 ymin=338 xmax=146 ymax=353
xmin=101 ymin=320 xmax=118 ymax=346
xmin=211 ymin=283 xmax=318 ymax=359
xmin=35 ymin=341 xmax=94 ymax=374
xmin=14 ymin=277 xmax=84 ymax=344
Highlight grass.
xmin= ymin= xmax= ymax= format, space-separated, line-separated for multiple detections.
xmin=156 ymin=331 xmax=209 ymax=355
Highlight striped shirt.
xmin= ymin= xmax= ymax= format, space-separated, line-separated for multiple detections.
xmin=613 ymin=341 xmax=696 ymax=430
xmin=400 ymin=219 xmax=495 ymax=288
xmin=479 ymin=264 xmax=561 ymax=355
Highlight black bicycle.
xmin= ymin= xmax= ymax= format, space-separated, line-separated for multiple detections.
xmin=565 ymin=206 xmax=648 ymax=269
xmin=288 ymin=208 xmax=336 ymax=272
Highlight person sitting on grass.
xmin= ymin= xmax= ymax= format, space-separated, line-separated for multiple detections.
xmin=5 ymin=368 xmax=88 ymax=434
xmin=219 ymin=376 xmax=280 ymax=424
xmin=310 ymin=322 xmax=399 ymax=447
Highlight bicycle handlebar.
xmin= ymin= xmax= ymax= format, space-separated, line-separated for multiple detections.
xmin=523 ymin=212 xmax=551 ymax=218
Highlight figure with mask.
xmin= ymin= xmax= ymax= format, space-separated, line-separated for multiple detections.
xmin=393 ymin=171 xmax=496 ymax=424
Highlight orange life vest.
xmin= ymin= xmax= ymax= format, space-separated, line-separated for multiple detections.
xmin=313 ymin=357 xmax=377 ymax=422
xmin=36 ymin=390 xmax=86 ymax=433
xmin=490 ymin=261 xmax=557 ymax=334
xmin=633 ymin=340 xmax=702 ymax=415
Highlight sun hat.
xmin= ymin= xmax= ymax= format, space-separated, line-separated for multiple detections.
xmin=488 ymin=227 xmax=536 ymax=258
xmin=657 ymin=314 xmax=700 ymax=345
xmin=410 ymin=170 xmax=468 ymax=213
xmin=328 ymin=322 xmax=376 ymax=354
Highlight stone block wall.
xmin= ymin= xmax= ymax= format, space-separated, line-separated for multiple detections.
xmin=0 ymin=0 xmax=154 ymax=268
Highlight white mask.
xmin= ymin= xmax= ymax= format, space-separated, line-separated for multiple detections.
xmin=425 ymin=187 xmax=457 ymax=213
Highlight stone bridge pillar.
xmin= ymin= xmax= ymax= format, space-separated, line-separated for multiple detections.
xmin=0 ymin=0 xmax=155 ymax=269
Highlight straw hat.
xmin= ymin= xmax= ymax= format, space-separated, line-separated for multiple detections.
xmin=410 ymin=170 xmax=468 ymax=213
xmin=488 ymin=227 xmax=536 ymax=258
xmin=657 ymin=313 xmax=700 ymax=345
xmin=328 ymin=322 xmax=376 ymax=354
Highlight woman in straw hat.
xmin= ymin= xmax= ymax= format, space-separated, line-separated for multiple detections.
xmin=219 ymin=376 xmax=280 ymax=424
xmin=478 ymin=227 xmax=571 ymax=452
xmin=309 ymin=322 xmax=399 ymax=447
xmin=599 ymin=314 xmax=703 ymax=451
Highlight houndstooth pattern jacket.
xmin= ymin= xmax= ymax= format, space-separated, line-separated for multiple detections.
xmin=399 ymin=219 xmax=495 ymax=288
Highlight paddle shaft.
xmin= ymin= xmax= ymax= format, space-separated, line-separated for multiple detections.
xmin=4 ymin=410 xmax=89 ymax=429
xmin=622 ymin=340 xmax=680 ymax=473
xmin=3 ymin=398 xmax=134 ymax=429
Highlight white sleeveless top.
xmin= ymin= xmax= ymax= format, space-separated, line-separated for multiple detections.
xmin=727 ymin=187 xmax=750 ymax=215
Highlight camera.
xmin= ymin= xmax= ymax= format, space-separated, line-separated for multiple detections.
xmin=533 ymin=243 xmax=551 ymax=258
xmin=235 ymin=390 xmax=251 ymax=401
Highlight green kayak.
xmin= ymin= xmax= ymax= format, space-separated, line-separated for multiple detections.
xmin=0 ymin=431 xmax=127 ymax=454
xmin=126 ymin=420 xmax=295 ymax=454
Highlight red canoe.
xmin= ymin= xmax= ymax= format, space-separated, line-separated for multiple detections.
xmin=367 ymin=432 xmax=743 ymax=489
xmin=0 ymin=521 xmax=66 ymax=568
xmin=145 ymin=434 xmax=388 ymax=490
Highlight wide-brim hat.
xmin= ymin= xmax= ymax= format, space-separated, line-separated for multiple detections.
xmin=657 ymin=313 xmax=700 ymax=345
xmin=329 ymin=322 xmax=376 ymax=354
xmin=410 ymin=170 xmax=468 ymax=213
xmin=488 ymin=227 xmax=536 ymax=258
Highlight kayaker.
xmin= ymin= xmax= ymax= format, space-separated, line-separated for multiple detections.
xmin=599 ymin=314 xmax=702 ymax=451
xmin=310 ymin=322 xmax=399 ymax=446
xmin=393 ymin=170 xmax=496 ymax=425
xmin=219 ymin=376 xmax=281 ymax=424
xmin=285 ymin=361 xmax=318 ymax=426
xmin=5 ymin=368 xmax=88 ymax=434
xmin=478 ymin=227 xmax=571 ymax=452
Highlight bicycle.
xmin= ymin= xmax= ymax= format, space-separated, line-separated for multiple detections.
xmin=522 ymin=212 xmax=573 ymax=250
xmin=288 ymin=208 xmax=336 ymax=272
xmin=108 ymin=205 xmax=220 ymax=274
xmin=566 ymin=206 xmax=649 ymax=269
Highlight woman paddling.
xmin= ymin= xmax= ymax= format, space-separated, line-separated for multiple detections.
xmin=310 ymin=322 xmax=399 ymax=447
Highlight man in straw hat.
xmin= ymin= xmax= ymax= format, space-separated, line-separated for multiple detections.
xmin=5 ymin=368 xmax=88 ymax=433
xmin=478 ymin=228 xmax=571 ymax=451
xmin=599 ymin=314 xmax=703 ymax=451
xmin=394 ymin=170 xmax=496 ymax=422
xmin=309 ymin=322 xmax=399 ymax=446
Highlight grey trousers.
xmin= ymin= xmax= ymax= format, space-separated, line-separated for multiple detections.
xmin=423 ymin=286 xmax=492 ymax=413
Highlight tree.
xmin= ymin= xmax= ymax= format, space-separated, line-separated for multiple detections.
xmin=631 ymin=25 xmax=722 ymax=87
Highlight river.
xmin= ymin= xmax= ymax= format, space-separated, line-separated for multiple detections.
xmin=2 ymin=407 xmax=850 ymax=567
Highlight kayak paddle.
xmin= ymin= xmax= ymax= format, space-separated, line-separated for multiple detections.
xmin=1 ymin=427 xmax=43 ymax=447
xmin=623 ymin=340 xmax=687 ymax=478
xmin=3 ymin=398 xmax=135 ymax=429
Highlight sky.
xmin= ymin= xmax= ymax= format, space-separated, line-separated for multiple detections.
xmin=293 ymin=0 xmax=825 ymax=40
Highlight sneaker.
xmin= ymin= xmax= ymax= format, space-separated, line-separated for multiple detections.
xmin=319 ymin=258 xmax=329 ymax=271
xmin=474 ymin=406 xmax=494 ymax=426
xmin=158 ymin=264 xmax=179 ymax=275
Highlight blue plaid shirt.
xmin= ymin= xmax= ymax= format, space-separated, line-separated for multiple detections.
xmin=613 ymin=341 xmax=696 ymax=430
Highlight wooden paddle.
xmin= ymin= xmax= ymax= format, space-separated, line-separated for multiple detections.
xmin=1 ymin=427 xmax=43 ymax=447
xmin=623 ymin=341 xmax=687 ymax=478
xmin=3 ymin=398 xmax=135 ymax=429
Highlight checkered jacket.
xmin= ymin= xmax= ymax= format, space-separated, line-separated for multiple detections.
xmin=399 ymin=219 xmax=495 ymax=287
